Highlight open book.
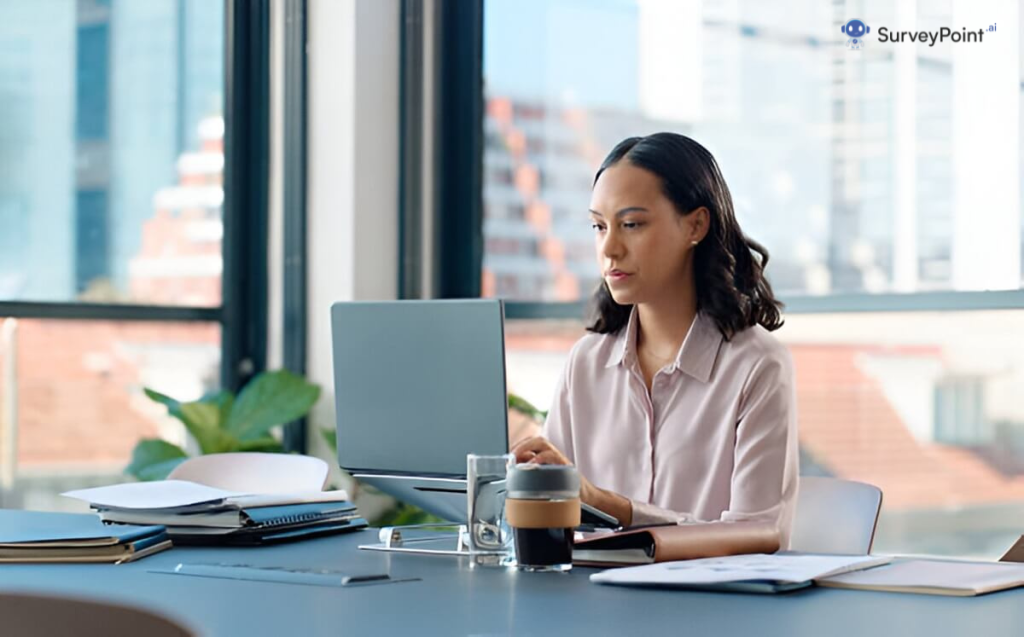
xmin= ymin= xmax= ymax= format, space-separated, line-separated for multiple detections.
xmin=591 ymin=553 xmax=891 ymax=593
xmin=573 ymin=520 xmax=780 ymax=566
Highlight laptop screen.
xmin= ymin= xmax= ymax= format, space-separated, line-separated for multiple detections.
xmin=331 ymin=299 xmax=509 ymax=477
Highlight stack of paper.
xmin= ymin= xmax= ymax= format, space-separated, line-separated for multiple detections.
xmin=590 ymin=553 xmax=891 ymax=593
xmin=63 ymin=480 xmax=367 ymax=546
xmin=0 ymin=510 xmax=170 ymax=564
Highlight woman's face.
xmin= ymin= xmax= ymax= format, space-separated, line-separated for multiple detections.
xmin=588 ymin=162 xmax=703 ymax=306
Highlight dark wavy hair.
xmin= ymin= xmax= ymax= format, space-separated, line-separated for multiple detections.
xmin=587 ymin=133 xmax=783 ymax=340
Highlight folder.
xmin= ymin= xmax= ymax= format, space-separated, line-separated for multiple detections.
xmin=0 ymin=510 xmax=170 ymax=564
xmin=573 ymin=520 xmax=781 ymax=567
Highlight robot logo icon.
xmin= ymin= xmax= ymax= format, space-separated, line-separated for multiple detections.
xmin=842 ymin=19 xmax=869 ymax=49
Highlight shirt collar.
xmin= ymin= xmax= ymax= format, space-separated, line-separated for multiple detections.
xmin=605 ymin=307 xmax=724 ymax=383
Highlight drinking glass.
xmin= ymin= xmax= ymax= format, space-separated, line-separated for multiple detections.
xmin=466 ymin=453 xmax=515 ymax=565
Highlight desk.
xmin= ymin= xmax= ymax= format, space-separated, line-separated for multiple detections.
xmin=1 ymin=529 xmax=1023 ymax=636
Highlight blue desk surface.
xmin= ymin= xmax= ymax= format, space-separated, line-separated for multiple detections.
xmin=1 ymin=528 xmax=1023 ymax=636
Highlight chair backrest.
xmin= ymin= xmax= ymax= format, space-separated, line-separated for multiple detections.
xmin=0 ymin=592 xmax=194 ymax=637
xmin=168 ymin=452 xmax=329 ymax=493
xmin=789 ymin=476 xmax=883 ymax=555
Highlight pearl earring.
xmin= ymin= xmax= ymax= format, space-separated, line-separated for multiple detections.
xmin=691 ymin=241 xmax=699 ymax=246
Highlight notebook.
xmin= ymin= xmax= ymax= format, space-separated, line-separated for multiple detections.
xmin=63 ymin=480 xmax=367 ymax=546
xmin=0 ymin=510 xmax=170 ymax=564
xmin=590 ymin=553 xmax=891 ymax=593
xmin=573 ymin=520 xmax=780 ymax=567
xmin=167 ymin=502 xmax=368 ymax=545
xmin=98 ymin=501 xmax=359 ymax=529
xmin=817 ymin=558 xmax=1024 ymax=596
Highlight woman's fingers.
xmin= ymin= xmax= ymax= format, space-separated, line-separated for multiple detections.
xmin=528 ymin=449 xmax=568 ymax=465
xmin=511 ymin=436 xmax=570 ymax=465
xmin=511 ymin=436 xmax=547 ymax=462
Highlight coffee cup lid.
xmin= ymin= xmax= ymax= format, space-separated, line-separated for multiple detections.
xmin=507 ymin=463 xmax=580 ymax=497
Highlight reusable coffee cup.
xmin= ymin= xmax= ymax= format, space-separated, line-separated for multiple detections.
xmin=504 ymin=463 xmax=581 ymax=572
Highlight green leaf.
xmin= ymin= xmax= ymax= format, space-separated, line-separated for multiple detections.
xmin=136 ymin=457 xmax=189 ymax=481
xmin=320 ymin=428 xmax=337 ymax=453
xmin=126 ymin=439 xmax=187 ymax=481
xmin=238 ymin=436 xmax=285 ymax=453
xmin=200 ymin=390 xmax=235 ymax=428
xmin=144 ymin=388 xmax=186 ymax=421
xmin=372 ymin=502 xmax=447 ymax=527
xmin=180 ymin=401 xmax=238 ymax=454
xmin=225 ymin=370 xmax=321 ymax=441
xmin=508 ymin=393 xmax=547 ymax=421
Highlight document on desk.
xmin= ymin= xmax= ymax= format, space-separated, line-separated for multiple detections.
xmin=817 ymin=558 xmax=1024 ymax=596
xmin=590 ymin=553 xmax=891 ymax=593
xmin=63 ymin=480 xmax=350 ymax=511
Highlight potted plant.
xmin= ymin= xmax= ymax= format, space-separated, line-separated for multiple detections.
xmin=126 ymin=369 xmax=321 ymax=481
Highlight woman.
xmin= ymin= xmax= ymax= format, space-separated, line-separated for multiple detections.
xmin=512 ymin=133 xmax=799 ymax=546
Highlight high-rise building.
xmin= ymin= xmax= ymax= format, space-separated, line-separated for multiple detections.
xmin=0 ymin=0 xmax=223 ymax=302
xmin=0 ymin=0 xmax=76 ymax=300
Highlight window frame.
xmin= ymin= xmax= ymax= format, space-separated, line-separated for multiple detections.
xmin=281 ymin=0 xmax=309 ymax=453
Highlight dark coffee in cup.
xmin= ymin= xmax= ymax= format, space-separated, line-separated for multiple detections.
xmin=505 ymin=464 xmax=581 ymax=572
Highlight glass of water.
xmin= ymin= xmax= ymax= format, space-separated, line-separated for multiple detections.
xmin=466 ymin=453 xmax=515 ymax=565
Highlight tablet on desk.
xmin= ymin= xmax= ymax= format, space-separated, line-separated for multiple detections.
xmin=580 ymin=502 xmax=620 ymax=531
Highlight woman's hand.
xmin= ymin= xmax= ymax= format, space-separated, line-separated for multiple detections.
xmin=510 ymin=436 xmax=633 ymax=526
xmin=511 ymin=435 xmax=571 ymax=466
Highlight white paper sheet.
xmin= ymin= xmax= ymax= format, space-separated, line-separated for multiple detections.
xmin=64 ymin=480 xmax=240 ymax=509
xmin=63 ymin=480 xmax=349 ymax=511
xmin=591 ymin=553 xmax=890 ymax=586
xmin=819 ymin=558 xmax=1024 ymax=595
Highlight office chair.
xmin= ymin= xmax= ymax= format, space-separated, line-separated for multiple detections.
xmin=168 ymin=452 xmax=329 ymax=493
xmin=789 ymin=476 xmax=883 ymax=555
xmin=0 ymin=592 xmax=194 ymax=637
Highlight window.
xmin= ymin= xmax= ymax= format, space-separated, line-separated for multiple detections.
xmin=0 ymin=0 xmax=226 ymax=305
xmin=466 ymin=0 xmax=1024 ymax=559
xmin=0 ymin=0 xmax=270 ymax=511
xmin=0 ymin=317 xmax=220 ymax=511
xmin=481 ymin=0 xmax=1022 ymax=301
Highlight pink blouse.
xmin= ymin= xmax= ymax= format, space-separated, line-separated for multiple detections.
xmin=542 ymin=307 xmax=799 ymax=547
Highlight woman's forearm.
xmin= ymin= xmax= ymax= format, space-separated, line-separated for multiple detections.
xmin=585 ymin=484 xmax=633 ymax=527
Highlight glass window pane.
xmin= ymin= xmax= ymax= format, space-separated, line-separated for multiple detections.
xmin=0 ymin=0 xmax=224 ymax=305
xmin=506 ymin=310 xmax=1024 ymax=559
xmin=0 ymin=317 xmax=220 ymax=511
xmin=482 ymin=0 xmax=1023 ymax=301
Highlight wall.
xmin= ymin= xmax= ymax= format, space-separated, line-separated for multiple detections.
xmin=305 ymin=0 xmax=400 ymax=503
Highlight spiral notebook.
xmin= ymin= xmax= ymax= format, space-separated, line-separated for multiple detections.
xmin=64 ymin=481 xmax=367 ymax=546
xmin=168 ymin=502 xmax=368 ymax=545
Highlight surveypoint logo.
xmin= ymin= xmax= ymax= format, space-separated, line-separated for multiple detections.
xmin=842 ymin=17 xmax=998 ymax=51
xmin=842 ymin=19 xmax=869 ymax=50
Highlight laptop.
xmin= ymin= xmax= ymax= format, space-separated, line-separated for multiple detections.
xmin=331 ymin=299 xmax=509 ymax=523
